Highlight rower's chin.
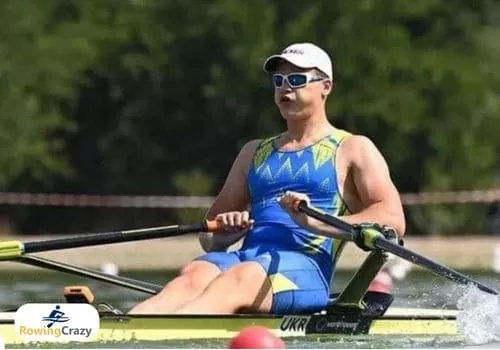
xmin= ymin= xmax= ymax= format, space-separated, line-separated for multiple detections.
xmin=280 ymin=108 xmax=309 ymax=121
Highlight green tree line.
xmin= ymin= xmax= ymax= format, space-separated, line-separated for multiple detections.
xmin=0 ymin=0 xmax=499 ymax=235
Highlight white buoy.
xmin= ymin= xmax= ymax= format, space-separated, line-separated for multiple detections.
xmin=491 ymin=243 xmax=500 ymax=273
xmin=385 ymin=254 xmax=413 ymax=281
xmin=100 ymin=262 xmax=119 ymax=276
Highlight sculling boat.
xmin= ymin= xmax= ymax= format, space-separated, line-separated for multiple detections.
xmin=0 ymin=293 xmax=459 ymax=345
xmin=0 ymin=203 xmax=495 ymax=345
xmin=0 ymin=309 xmax=459 ymax=344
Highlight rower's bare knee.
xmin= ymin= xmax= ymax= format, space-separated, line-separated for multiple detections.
xmin=128 ymin=260 xmax=222 ymax=314
xmin=160 ymin=260 xmax=221 ymax=296
xmin=215 ymin=262 xmax=272 ymax=312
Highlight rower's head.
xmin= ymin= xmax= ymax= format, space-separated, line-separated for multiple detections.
xmin=263 ymin=42 xmax=334 ymax=121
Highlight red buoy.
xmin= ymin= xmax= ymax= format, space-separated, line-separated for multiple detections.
xmin=368 ymin=271 xmax=393 ymax=294
xmin=228 ymin=326 xmax=286 ymax=349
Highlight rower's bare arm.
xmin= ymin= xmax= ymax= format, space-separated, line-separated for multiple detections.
xmin=278 ymin=135 xmax=405 ymax=238
xmin=337 ymin=135 xmax=405 ymax=235
xmin=205 ymin=139 xmax=261 ymax=219
xmin=279 ymin=136 xmax=405 ymax=238
xmin=199 ymin=140 xmax=261 ymax=252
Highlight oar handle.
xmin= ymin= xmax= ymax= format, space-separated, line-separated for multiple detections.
xmin=297 ymin=201 xmax=353 ymax=233
xmin=296 ymin=201 xmax=354 ymax=241
xmin=204 ymin=220 xmax=225 ymax=232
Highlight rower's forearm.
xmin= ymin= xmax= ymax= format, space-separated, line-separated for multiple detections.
xmin=340 ymin=204 xmax=405 ymax=236
xmin=306 ymin=203 xmax=406 ymax=238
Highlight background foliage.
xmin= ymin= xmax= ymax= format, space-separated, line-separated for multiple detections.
xmin=0 ymin=0 xmax=499 ymax=235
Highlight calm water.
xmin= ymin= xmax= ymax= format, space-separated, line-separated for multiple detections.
xmin=2 ymin=269 xmax=500 ymax=348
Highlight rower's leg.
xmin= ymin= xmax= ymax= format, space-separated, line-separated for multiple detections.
xmin=128 ymin=251 xmax=242 ymax=314
xmin=174 ymin=250 xmax=329 ymax=315
xmin=175 ymin=261 xmax=274 ymax=314
xmin=127 ymin=260 xmax=222 ymax=314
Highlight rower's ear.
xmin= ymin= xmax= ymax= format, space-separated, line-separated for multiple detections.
xmin=322 ymin=79 xmax=334 ymax=98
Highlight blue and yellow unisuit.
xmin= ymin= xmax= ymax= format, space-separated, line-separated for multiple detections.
xmin=197 ymin=129 xmax=352 ymax=314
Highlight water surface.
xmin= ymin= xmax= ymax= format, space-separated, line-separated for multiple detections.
xmin=2 ymin=269 xmax=500 ymax=348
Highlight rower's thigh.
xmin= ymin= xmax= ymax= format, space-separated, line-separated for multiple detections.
xmin=160 ymin=260 xmax=221 ymax=295
xmin=193 ymin=251 xmax=242 ymax=272
xmin=163 ymin=251 xmax=240 ymax=295
xmin=215 ymin=261 xmax=273 ymax=313
xmin=249 ymin=250 xmax=330 ymax=314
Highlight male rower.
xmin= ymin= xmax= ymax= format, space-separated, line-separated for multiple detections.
xmin=129 ymin=42 xmax=405 ymax=315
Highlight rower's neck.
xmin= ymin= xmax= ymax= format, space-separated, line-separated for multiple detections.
xmin=285 ymin=115 xmax=334 ymax=144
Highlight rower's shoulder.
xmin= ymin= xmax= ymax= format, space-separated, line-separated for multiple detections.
xmin=239 ymin=134 xmax=280 ymax=154
xmin=233 ymin=139 xmax=264 ymax=167
xmin=338 ymin=133 xmax=389 ymax=165
xmin=242 ymin=133 xmax=282 ymax=149
xmin=241 ymin=139 xmax=264 ymax=151
xmin=340 ymin=134 xmax=380 ymax=152
xmin=329 ymin=127 xmax=353 ymax=143
xmin=237 ymin=139 xmax=263 ymax=158
xmin=237 ymin=136 xmax=281 ymax=169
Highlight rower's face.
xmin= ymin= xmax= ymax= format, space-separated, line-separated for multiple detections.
xmin=273 ymin=61 xmax=332 ymax=120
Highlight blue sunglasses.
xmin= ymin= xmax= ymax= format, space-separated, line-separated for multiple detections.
xmin=272 ymin=73 xmax=325 ymax=88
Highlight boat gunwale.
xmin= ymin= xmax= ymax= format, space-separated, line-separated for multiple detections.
xmin=0 ymin=311 xmax=458 ymax=323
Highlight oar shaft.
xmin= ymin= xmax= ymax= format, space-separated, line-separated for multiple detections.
xmin=374 ymin=237 xmax=498 ymax=295
xmin=19 ymin=255 xmax=162 ymax=295
xmin=297 ymin=201 xmax=499 ymax=296
xmin=297 ymin=202 xmax=353 ymax=241
xmin=23 ymin=223 xmax=199 ymax=254
xmin=0 ymin=220 xmax=222 ymax=260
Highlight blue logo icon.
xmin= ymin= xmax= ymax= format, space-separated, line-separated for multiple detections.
xmin=41 ymin=305 xmax=70 ymax=328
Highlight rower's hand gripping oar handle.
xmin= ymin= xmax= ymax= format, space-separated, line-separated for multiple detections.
xmin=294 ymin=200 xmax=353 ymax=235
xmin=295 ymin=200 xmax=499 ymax=296
xmin=293 ymin=200 xmax=396 ymax=250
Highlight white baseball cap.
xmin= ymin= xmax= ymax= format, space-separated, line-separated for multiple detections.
xmin=263 ymin=42 xmax=334 ymax=80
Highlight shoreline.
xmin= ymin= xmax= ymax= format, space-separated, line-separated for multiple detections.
xmin=1 ymin=234 xmax=499 ymax=272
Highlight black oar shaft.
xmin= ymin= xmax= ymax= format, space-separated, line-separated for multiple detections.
xmin=374 ymin=238 xmax=498 ymax=295
xmin=19 ymin=255 xmax=162 ymax=295
xmin=297 ymin=202 xmax=353 ymax=240
xmin=297 ymin=201 xmax=499 ymax=296
xmin=23 ymin=222 xmax=212 ymax=254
